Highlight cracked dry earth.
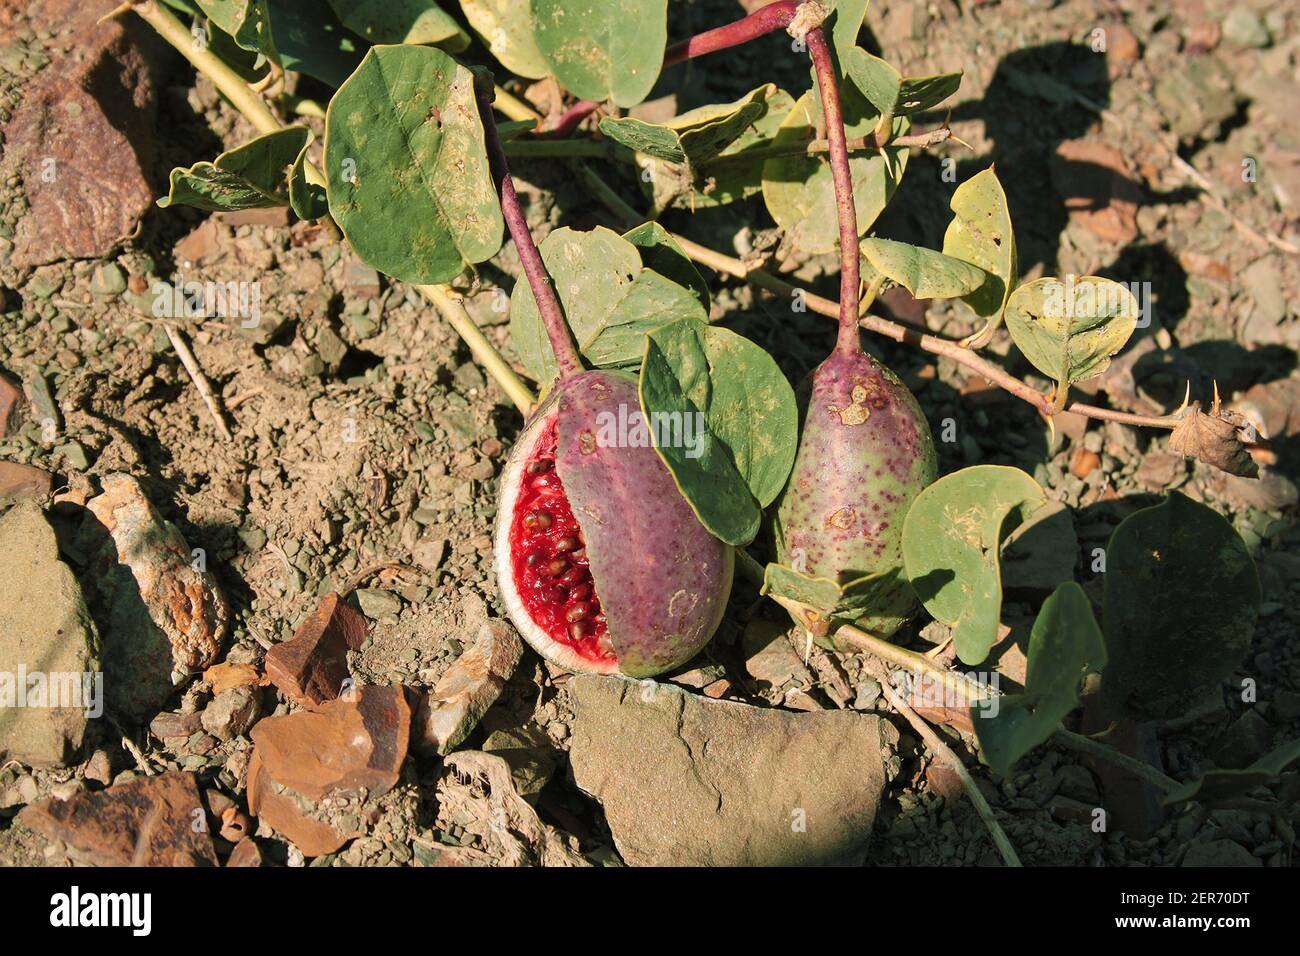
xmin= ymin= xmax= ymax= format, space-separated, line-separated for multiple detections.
xmin=1 ymin=0 xmax=1300 ymax=867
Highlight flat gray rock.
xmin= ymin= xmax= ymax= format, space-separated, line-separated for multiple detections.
xmin=0 ymin=502 xmax=100 ymax=767
xmin=570 ymin=675 xmax=893 ymax=866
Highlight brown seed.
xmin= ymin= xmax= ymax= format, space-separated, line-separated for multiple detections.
xmin=554 ymin=535 xmax=580 ymax=552
xmin=565 ymin=602 xmax=591 ymax=623
xmin=523 ymin=510 xmax=552 ymax=531
xmin=525 ymin=552 xmax=544 ymax=567
xmin=570 ymin=548 xmax=586 ymax=562
xmin=526 ymin=459 xmax=553 ymax=475
xmin=545 ymin=557 xmax=568 ymax=577
xmin=570 ymin=583 xmax=592 ymax=600
xmin=569 ymin=619 xmax=594 ymax=640
xmin=558 ymin=567 xmax=586 ymax=587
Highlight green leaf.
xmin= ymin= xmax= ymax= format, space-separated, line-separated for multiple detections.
xmin=859 ymin=237 xmax=989 ymax=300
xmin=901 ymin=465 xmax=1047 ymax=665
xmin=897 ymin=72 xmax=963 ymax=114
xmin=287 ymin=148 xmax=328 ymax=221
xmin=682 ymin=89 xmax=795 ymax=209
xmin=266 ymin=0 xmax=365 ymax=88
xmin=622 ymin=221 xmax=710 ymax=312
xmin=1162 ymin=739 xmax=1300 ymax=807
xmin=327 ymin=0 xmax=468 ymax=49
xmin=196 ymin=0 xmax=275 ymax=55
xmin=1004 ymin=276 xmax=1140 ymax=394
xmin=324 ymin=46 xmax=503 ymax=285
xmin=1101 ymin=493 xmax=1260 ymax=722
xmin=942 ymin=167 xmax=1017 ymax=345
xmin=762 ymin=88 xmax=910 ymax=254
xmin=845 ymin=48 xmax=962 ymax=119
xmin=843 ymin=48 xmax=900 ymax=118
xmin=639 ymin=319 xmax=798 ymax=546
xmin=530 ymin=0 xmax=666 ymax=108
xmin=600 ymin=85 xmax=774 ymax=166
xmin=509 ymin=226 xmax=706 ymax=385
xmin=826 ymin=0 xmax=869 ymax=66
xmin=762 ymin=562 xmax=903 ymax=623
xmin=158 ymin=126 xmax=309 ymax=211
xmin=977 ymin=582 xmax=1107 ymax=776
xmin=462 ymin=0 xmax=550 ymax=79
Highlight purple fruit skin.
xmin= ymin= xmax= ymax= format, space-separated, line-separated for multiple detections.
xmin=517 ymin=371 xmax=732 ymax=677
xmin=773 ymin=349 xmax=936 ymax=638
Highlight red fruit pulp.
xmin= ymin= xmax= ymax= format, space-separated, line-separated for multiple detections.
xmin=507 ymin=418 xmax=615 ymax=668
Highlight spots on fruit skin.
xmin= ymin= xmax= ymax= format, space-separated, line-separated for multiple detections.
xmin=773 ymin=349 xmax=937 ymax=639
xmin=578 ymin=429 xmax=596 ymax=455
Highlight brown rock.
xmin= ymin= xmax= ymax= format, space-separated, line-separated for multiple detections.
xmin=225 ymin=837 xmax=265 ymax=867
xmin=264 ymin=592 xmax=368 ymax=705
xmin=204 ymin=660 xmax=261 ymax=695
xmin=17 ymin=771 xmax=218 ymax=866
xmin=248 ymin=685 xmax=409 ymax=856
xmin=1052 ymin=140 xmax=1142 ymax=245
xmin=0 ymin=370 xmax=24 ymax=436
xmin=570 ymin=676 xmax=892 ymax=866
xmin=0 ymin=461 xmax=53 ymax=502
xmin=4 ymin=1 xmax=163 ymax=266
xmin=1134 ymin=449 xmax=1186 ymax=489
xmin=219 ymin=207 xmax=291 ymax=229
xmin=413 ymin=620 xmax=522 ymax=754
xmin=1185 ymin=20 xmax=1222 ymax=54
xmin=149 ymin=710 xmax=204 ymax=739
xmin=1105 ymin=24 xmax=1140 ymax=64
xmin=1070 ymin=446 xmax=1101 ymax=479
xmin=174 ymin=219 xmax=223 ymax=266
xmin=200 ymin=685 xmax=262 ymax=742
xmin=83 ymin=474 xmax=228 ymax=717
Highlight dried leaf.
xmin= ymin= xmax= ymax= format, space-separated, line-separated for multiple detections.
xmin=1168 ymin=401 xmax=1259 ymax=478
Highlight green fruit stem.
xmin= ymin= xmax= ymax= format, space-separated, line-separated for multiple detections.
xmin=474 ymin=79 xmax=583 ymax=381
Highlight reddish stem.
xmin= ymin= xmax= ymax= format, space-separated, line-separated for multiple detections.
xmin=544 ymin=99 xmax=601 ymax=138
xmin=805 ymin=25 xmax=861 ymax=355
xmin=663 ymin=0 xmax=798 ymax=66
xmin=476 ymin=80 xmax=583 ymax=380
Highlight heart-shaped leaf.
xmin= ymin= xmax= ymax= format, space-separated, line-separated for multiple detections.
xmin=1004 ymin=275 xmax=1140 ymax=396
xmin=600 ymin=85 xmax=774 ymax=166
xmin=327 ymin=0 xmax=468 ymax=49
xmin=1101 ymin=493 xmax=1260 ymax=722
xmin=826 ymin=0 xmax=869 ymax=65
xmin=976 ymin=582 xmax=1107 ymax=776
xmin=266 ymin=0 xmax=365 ymax=88
xmin=324 ymin=45 xmax=503 ymax=285
xmin=1162 ymin=739 xmax=1300 ymax=807
xmin=509 ymin=226 xmax=707 ymax=385
xmin=197 ymin=0 xmax=275 ymax=55
xmin=159 ymin=126 xmax=310 ymax=211
xmin=639 ymin=319 xmax=798 ymax=545
xmin=859 ymin=237 xmax=989 ymax=300
xmin=762 ymin=87 xmax=910 ymax=254
xmin=942 ymin=167 xmax=1017 ymax=347
xmin=462 ymin=0 xmax=550 ymax=79
xmin=530 ymin=0 xmax=666 ymax=108
xmin=901 ymin=465 xmax=1047 ymax=665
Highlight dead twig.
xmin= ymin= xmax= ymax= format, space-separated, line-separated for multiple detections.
xmin=163 ymin=323 xmax=233 ymax=442
xmin=871 ymin=660 xmax=1022 ymax=867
